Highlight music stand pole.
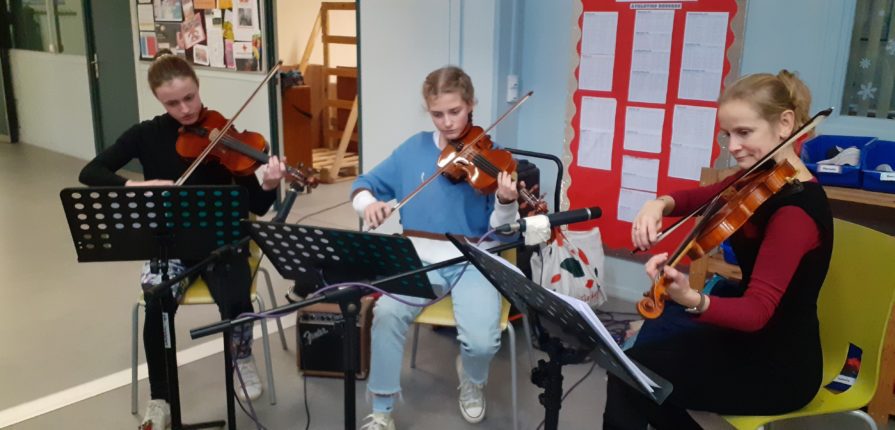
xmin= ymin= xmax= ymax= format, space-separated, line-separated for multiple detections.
xmin=144 ymin=237 xmax=254 ymax=430
xmin=445 ymin=234 xmax=673 ymax=429
xmin=60 ymin=185 xmax=250 ymax=430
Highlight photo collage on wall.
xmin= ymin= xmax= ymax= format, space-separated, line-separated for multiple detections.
xmin=136 ymin=0 xmax=263 ymax=72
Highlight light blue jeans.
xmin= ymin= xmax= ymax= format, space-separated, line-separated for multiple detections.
xmin=368 ymin=262 xmax=502 ymax=398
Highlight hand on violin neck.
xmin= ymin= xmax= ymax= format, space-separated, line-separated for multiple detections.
xmin=260 ymin=155 xmax=286 ymax=191
xmin=495 ymin=171 xmax=519 ymax=205
xmin=645 ymin=252 xmax=693 ymax=306
xmin=126 ymin=179 xmax=175 ymax=187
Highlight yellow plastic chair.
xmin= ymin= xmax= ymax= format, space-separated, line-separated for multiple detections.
xmin=723 ymin=219 xmax=895 ymax=430
xmin=410 ymin=295 xmax=523 ymax=430
xmin=130 ymin=255 xmax=288 ymax=414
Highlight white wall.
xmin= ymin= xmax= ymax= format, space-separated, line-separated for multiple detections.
xmin=10 ymin=50 xmax=95 ymax=160
xmin=359 ymin=0 xmax=503 ymax=171
xmin=276 ymin=0 xmax=356 ymax=68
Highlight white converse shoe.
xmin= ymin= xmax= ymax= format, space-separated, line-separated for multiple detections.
xmin=235 ymin=356 xmax=263 ymax=401
xmin=139 ymin=399 xmax=170 ymax=430
xmin=456 ymin=355 xmax=486 ymax=423
xmin=360 ymin=412 xmax=396 ymax=430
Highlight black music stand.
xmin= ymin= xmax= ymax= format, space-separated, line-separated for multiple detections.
xmin=242 ymin=220 xmax=435 ymax=429
xmin=60 ymin=185 xmax=249 ymax=430
xmin=446 ymin=234 xmax=672 ymax=430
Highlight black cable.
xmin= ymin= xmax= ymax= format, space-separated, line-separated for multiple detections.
xmin=294 ymin=200 xmax=352 ymax=224
xmin=303 ymin=371 xmax=311 ymax=430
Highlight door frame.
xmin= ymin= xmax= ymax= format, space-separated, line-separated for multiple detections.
xmin=80 ymin=0 xmax=104 ymax=153
xmin=0 ymin=0 xmax=20 ymax=143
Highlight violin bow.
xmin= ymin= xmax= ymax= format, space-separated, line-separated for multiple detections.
xmin=632 ymin=107 xmax=833 ymax=253
xmin=175 ymin=61 xmax=283 ymax=186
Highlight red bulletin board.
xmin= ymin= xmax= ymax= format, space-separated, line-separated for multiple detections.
xmin=566 ymin=0 xmax=741 ymax=253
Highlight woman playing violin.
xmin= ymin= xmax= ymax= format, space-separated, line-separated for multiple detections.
xmin=604 ymin=70 xmax=833 ymax=429
xmin=78 ymin=49 xmax=285 ymax=429
xmin=351 ymin=66 xmax=519 ymax=430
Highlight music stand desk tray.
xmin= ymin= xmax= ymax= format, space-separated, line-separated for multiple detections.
xmin=245 ymin=221 xmax=435 ymax=299
xmin=60 ymin=185 xmax=248 ymax=262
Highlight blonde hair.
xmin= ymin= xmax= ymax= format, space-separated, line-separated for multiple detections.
xmin=719 ymin=70 xmax=812 ymax=130
xmin=147 ymin=49 xmax=199 ymax=95
xmin=422 ymin=66 xmax=475 ymax=106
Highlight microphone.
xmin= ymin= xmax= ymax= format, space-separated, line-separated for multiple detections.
xmin=495 ymin=206 xmax=602 ymax=234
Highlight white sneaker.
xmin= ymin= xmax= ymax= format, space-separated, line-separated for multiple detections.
xmin=360 ymin=412 xmax=396 ymax=430
xmin=139 ymin=399 xmax=170 ymax=430
xmin=235 ymin=356 xmax=263 ymax=401
xmin=456 ymin=355 xmax=486 ymax=423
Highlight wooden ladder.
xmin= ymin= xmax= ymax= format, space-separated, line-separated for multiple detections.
xmin=299 ymin=2 xmax=359 ymax=183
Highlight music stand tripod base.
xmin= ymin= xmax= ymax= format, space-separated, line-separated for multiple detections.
xmin=245 ymin=221 xmax=437 ymax=430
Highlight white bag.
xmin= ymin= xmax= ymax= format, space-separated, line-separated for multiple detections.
xmin=530 ymin=227 xmax=607 ymax=308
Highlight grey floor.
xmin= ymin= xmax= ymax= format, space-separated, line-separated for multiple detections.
xmin=0 ymin=142 xmax=884 ymax=429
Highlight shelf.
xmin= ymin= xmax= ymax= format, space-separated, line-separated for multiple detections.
xmin=824 ymin=186 xmax=895 ymax=208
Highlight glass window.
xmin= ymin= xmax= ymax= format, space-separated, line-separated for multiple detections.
xmin=841 ymin=0 xmax=895 ymax=120
xmin=9 ymin=0 xmax=85 ymax=55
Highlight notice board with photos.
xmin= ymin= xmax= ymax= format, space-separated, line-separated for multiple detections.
xmin=135 ymin=0 xmax=265 ymax=72
xmin=565 ymin=0 xmax=746 ymax=252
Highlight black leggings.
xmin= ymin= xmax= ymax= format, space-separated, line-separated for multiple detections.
xmin=143 ymin=252 xmax=254 ymax=400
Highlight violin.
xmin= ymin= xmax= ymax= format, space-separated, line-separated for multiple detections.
xmin=387 ymin=91 xmax=534 ymax=217
xmin=177 ymin=108 xmax=319 ymax=191
xmin=635 ymin=108 xmax=833 ymax=319
xmin=636 ymin=161 xmax=798 ymax=318
xmin=438 ymin=125 xmax=517 ymax=194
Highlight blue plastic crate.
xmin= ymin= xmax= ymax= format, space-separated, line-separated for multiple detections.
xmin=800 ymin=135 xmax=876 ymax=188
xmin=861 ymin=140 xmax=895 ymax=193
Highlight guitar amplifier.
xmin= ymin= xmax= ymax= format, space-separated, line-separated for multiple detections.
xmin=296 ymin=296 xmax=374 ymax=379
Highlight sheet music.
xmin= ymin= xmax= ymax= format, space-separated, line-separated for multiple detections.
xmin=668 ymin=104 xmax=717 ymax=180
xmin=577 ymin=97 xmax=617 ymax=171
xmin=678 ymin=12 xmax=729 ymax=101
xmin=628 ymin=10 xmax=674 ymax=104
xmin=580 ymin=12 xmax=618 ymax=91
xmin=545 ymin=289 xmax=659 ymax=393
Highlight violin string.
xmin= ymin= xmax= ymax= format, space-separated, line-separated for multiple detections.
xmin=215 ymin=133 xmax=308 ymax=181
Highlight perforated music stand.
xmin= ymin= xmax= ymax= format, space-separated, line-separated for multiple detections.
xmin=60 ymin=185 xmax=249 ymax=430
xmin=447 ymin=234 xmax=672 ymax=430
xmin=244 ymin=221 xmax=436 ymax=298
xmin=241 ymin=220 xmax=435 ymax=430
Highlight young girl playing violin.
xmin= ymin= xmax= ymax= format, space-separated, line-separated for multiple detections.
xmin=78 ymin=49 xmax=285 ymax=429
xmin=604 ymin=70 xmax=833 ymax=429
xmin=351 ymin=66 xmax=519 ymax=430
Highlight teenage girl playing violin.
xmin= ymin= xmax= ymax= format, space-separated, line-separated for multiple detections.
xmin=603 ymin=70 xmax=833 ymax=429
xmin=78 ymin=49 xmax=285 ymax=429
xmin=351 ymin=66 xmax=519 ymax=430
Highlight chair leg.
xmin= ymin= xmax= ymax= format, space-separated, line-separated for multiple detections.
xmin=410 ymin=324 xmax=421 ymax=369
xmin=131 ymin=302 xmax=141 ymax=415
xmin=507 ymin=323 xmax=518 ymax=430
xmin=258 ymin=267 xmax=288 ymax=350
xmin=845 ymin=410 xmax=879 ymax=430
xmin=253 ymin=296 xmax=277 ymax=406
